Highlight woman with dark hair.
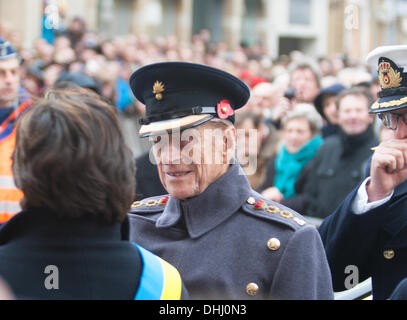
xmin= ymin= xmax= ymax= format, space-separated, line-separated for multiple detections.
xmin=313 ymin=83 xmax=345 ymax=138
xmin=0 ymin=86 xmax=186 ymax=299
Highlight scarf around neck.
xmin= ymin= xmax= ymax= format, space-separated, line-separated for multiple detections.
xmin=274 ymin=134 xmax=323 ymax=198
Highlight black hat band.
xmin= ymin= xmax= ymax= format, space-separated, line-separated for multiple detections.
xmin=379 ymin=87 xmax=407 ymax=98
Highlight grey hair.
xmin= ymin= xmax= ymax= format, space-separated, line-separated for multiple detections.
xmin=281 ymin=104 xmax=323 ymax=135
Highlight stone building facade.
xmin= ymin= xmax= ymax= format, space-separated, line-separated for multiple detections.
xmin=1 ymin=0 xmax=407 ymax=61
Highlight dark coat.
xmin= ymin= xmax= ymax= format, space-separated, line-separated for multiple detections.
xmin=319 ymin=178 xmax=407 ymax=299
xmin=0 ymin=208 xmax=183 ymax=299
xmin=304 ymin=126 xmax=378 ymax=218
xmin=127 ymin=162 xmax=334 ymax=300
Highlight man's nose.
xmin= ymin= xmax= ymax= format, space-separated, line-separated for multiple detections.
xmin=4 ymin=70 xmax=15 ymax=84
xmin=160 ymin=142 xmax=182 ymax=165
xmin=346 ymin=110 xmax=360 ymax=120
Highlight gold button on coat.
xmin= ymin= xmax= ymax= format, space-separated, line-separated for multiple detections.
xmin=267 ymin=238 xmax=280 ymax=251
xmin=384 ymin=249 xmax=395 ymax=260
xmin=246 ymin=283 xmax=259 ymax=296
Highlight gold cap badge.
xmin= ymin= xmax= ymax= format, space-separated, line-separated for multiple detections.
xmin=153 ymin=81 xmax=165 ymax=100
xmin=379 ymin=60 xmax=402 ymax=89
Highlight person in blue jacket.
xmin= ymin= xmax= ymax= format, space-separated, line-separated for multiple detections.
xmin=319 ymin=45 xmax=407 ymax=300
xmin=0 ymin=85 xmax=186 ymax=300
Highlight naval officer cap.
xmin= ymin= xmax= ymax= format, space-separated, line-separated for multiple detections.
xmin=0 ymin=38 xmax=18 ymax=61
xmin=129 ymin=62 xmax=250 ymax=137
xmin=366 ymin=45 xmax=407 ymax=113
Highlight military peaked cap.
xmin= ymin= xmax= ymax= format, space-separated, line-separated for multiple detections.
xmin=129 ymin=62 xmax=250 ymax=137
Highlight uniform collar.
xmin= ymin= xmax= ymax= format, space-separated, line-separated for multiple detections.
xmin=155 ymin=161 xmax=252 ymax=239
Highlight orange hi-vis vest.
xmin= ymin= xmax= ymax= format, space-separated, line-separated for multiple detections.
xmin=0 ymin=100 xmax=31 ymax=223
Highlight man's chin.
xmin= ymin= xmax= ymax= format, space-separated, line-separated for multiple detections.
xmin=166 ymin=186 xmax=198 ymax=200
xmin=0 ymin=95 xmax=17 ymax=107
xmin=169 ymin=192 xmax=195 ymax=200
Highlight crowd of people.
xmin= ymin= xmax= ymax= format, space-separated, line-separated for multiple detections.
xmin=2 ymin=15 xmax=407 ymax=301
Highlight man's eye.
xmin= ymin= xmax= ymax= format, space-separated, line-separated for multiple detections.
xmin=153 ymin=136 xmax=162 ymax=144
xmin=180 ymin=136 xmax=192 ymax=147
xmin=181 ymin=135 xmax=194 ymax=143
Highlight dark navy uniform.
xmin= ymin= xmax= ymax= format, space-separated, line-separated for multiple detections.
xmin=0 ymin=208 xmax=185 ymax=299
xmin=129 ymin=162 xmax=334 ymax=299
xmin=319 ymin=45 xmax=407 ymax=300
xmin=319 ymin=178 xmax=407 ymax=300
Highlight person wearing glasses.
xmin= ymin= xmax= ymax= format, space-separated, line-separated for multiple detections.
xmin=319 ymin=45 xmax=407 ymax=300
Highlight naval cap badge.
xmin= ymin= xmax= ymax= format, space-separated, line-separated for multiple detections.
xmin=379 ymin=59 xmax=402 ymax=89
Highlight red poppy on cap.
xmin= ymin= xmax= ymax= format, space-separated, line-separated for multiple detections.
xmin=217 ymin=100 xmax=234 ymax=119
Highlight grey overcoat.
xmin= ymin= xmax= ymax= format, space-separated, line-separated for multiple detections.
xmin=128 ymin=162 xmax=333 ymax=299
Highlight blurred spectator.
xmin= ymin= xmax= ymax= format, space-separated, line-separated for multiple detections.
xmin=242 ymin=82 xmax=280 ymax=119
xmin=313 ymin=83 xmax=345 ymax=138
xmin=22 ymin=66 xmax=43 ymax=97
xmin=41 ymin=1 xmax=67 ymax=45
xmin=337 ymin=67 xmax=372 ymax=88
xmin=239 ymin=69 xmax=266 ymax=89
xmin=42 ymin=63 xmax=63 ymax=89
xmin=269 ymin=61 xmax=321 ymax=128
xmin=260 ymin=104 xmax=323 ymax=213
xmin=65 ymin=16 xmax=86 ymax=49
xmin=55 ymin=71 xmax=101 ymax=94
xmin=304 ymin=86 xmax=378 ymax=219
xmin=318 ymin=57 xmax=334 ymax=78
xmin=289 ymin=61 xmax=321 ymax=103
xmin=32 ymin=38 xmax=55 ymax=68
xmin=0 ymin=38 xmax=31 ymax=224
xmin=235 ymin=111 xmax=280 ymax=191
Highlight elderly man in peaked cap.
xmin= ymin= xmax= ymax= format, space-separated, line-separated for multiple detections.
xmin=127 ymin=62 xmax=333 ymax=300
xmin=319 ymin=45 xmax=407 ymax=299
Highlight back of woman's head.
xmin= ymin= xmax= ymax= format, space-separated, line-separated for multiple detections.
xmin=12 ymin=86 xmax=135 ymax=223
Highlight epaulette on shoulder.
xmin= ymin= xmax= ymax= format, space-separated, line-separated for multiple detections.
xmin=129 ymin=195 xmax=169 ymax=214
xmin=241 ymin=192 xmax=307 ymax=230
